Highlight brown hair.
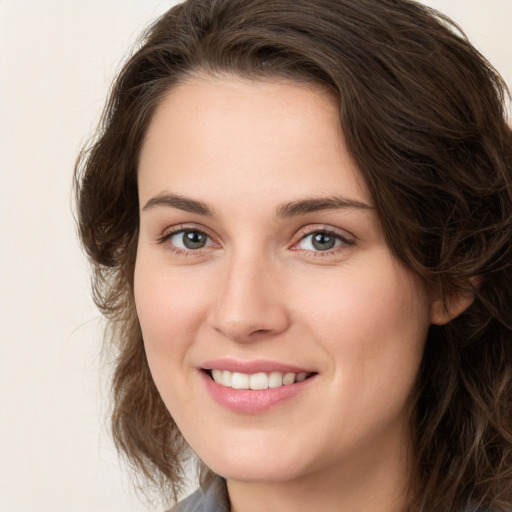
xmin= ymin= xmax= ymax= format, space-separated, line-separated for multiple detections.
xmin=75 ymin=0 xmax=512 ymax=510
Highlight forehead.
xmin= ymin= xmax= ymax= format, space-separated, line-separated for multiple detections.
xmin=138 ymin=74 xmax=370 ymax=207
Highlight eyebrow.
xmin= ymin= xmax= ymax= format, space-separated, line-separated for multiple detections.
xmin=142 ymin=192 xmax=373 ymax=218
xmin=275 ymin=196 xmax=373 ymax=219
xmin=142 ymin=193 xmax=216 ymax=217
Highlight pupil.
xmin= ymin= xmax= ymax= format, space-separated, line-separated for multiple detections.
xmin=312 ymin=233 xmax=335 ymax=251
xmin=183 ymin=231 xmax=206 ymax=249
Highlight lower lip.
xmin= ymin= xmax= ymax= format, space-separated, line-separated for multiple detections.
xmin=201 ymin=371 xmax=316 ymax=413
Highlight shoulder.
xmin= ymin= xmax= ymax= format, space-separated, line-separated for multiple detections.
xmin=168 ymin=475 xmax=229 ymax=512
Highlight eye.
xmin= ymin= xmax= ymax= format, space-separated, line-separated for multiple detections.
xmin=167 ymin=229 xmax=213 ymax=250
xmin=296 ymin=230 xmax=346 ymax=252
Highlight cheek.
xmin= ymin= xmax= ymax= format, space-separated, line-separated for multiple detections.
xmin=133 ymin=256 xmax=202 ymax=374
xmin=133 ymin=255 xmax=209 ymax=419
xmin=300 ymin=261 xmax=426 ymax=330
xmin=311 ymin=265 xmax=429 ymax=440
xmin=293 ymin=259 xmax=429 ymax=386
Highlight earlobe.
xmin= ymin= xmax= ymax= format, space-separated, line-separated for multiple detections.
xmin=430 ymin=277 xmax=480 ymax=326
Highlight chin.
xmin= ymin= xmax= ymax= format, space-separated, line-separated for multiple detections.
xmin=198 ymin=442 xmax=309 ymax=483
xmin=210 ymin=461 xmax=302 ymax=484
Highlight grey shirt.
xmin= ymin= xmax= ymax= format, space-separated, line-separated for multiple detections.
xmin=169 ymin=476 xmax=490 ymax=512
xmin=169 ymin=476 xmax=229 ymax=512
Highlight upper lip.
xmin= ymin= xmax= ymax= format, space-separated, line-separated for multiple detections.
xmin=201 ymin=358 xmax=315 ymax=374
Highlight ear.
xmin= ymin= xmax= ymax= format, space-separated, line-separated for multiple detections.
xmin=430 ymin=276 xmax=480 ymax=326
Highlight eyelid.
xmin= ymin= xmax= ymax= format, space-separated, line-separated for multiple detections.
xmin=156 ymin=223 xmax=354 ymax=257
xmin=157 ymin=223 xmax=219 ymax=252
xmin=295 ymin=224 xmax=355 ymax=242
xmin=291 ymin=225 xmax=355 ymax=254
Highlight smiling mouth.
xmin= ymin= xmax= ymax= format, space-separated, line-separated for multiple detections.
xmin=205 ymin=369 xmax=316 ymax=390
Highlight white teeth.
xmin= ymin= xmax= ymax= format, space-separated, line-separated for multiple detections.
xmin=231 ymin=372 xmax=250 ymax=389
xmin=268 ymin=371 xmax=284 ymax=388
xmin=222 ymin=370 xmax=232 ymax=386
xmin=249 ymin=372 xmax=268 ymax=390
xmin=209 ymin=369 xmax=311 ymax=389
xmin=283 ymin=372 xmax=296 ymax=385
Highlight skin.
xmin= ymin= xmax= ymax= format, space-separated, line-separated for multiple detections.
xmin=135 ymin=74 xmax=460 ymax=512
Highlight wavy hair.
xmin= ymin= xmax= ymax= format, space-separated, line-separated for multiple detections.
xmin=75 ymin=0 xmax=512 ymax=509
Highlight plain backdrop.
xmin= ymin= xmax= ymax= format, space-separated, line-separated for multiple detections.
xmin=0 ymin=1 xmax=510 ymax=511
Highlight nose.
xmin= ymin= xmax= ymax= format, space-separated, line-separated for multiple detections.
xmin=208 ymin=251 xmax=290 ymax=342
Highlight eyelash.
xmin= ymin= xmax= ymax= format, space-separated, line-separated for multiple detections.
xmin=292 ymin=227 xmax=354 ymax=257
xmin=157 ymin=225 xmax=354 ymax=258
xmin=157 ymin=225 xmax=217 ymax=256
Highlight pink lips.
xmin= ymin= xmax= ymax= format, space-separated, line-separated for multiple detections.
xmin=200 ymin=359 xmax=317 ymax=413
xmin=202 ymin=358 xmax=313 ymax=374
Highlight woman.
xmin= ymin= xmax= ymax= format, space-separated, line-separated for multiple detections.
xmin=74 ymin=0 xmax=512 ymax=510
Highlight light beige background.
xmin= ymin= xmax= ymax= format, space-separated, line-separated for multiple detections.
xmin=0 ymin=1 xmax=510 ymax=511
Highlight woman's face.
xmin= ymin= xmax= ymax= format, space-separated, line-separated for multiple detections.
xmin=135 ymin=75 xmax=435 ymax=485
